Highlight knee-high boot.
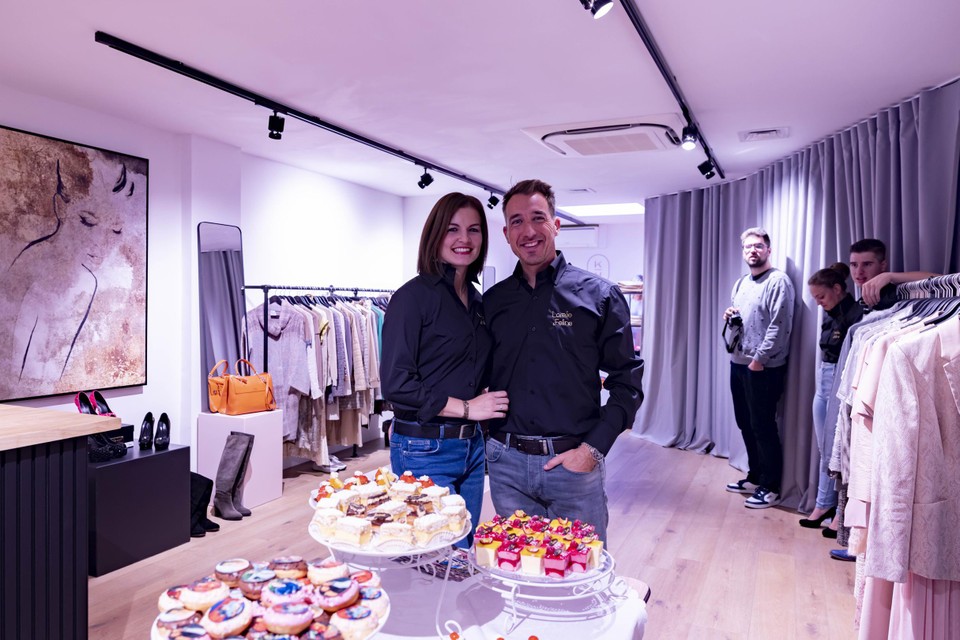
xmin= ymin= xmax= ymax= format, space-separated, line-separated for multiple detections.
xmin=213 ymin=433 xmax=247 ymax=520
xmin=192 ymin=472 xmax=220 ymax=532
xmin=189 ymin=472 xmax=209 ymax=537
xmin=230 ymin=431 xmax=255 ymax=517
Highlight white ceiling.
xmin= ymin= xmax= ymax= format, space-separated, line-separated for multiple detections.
xmin=3 ymin=1 xmax=959 ymax=224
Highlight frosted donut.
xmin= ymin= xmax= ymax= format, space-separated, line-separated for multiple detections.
xmin=301 ymin=621 xmax=344 ymax=640
xmin=165 ymin=623 xmax=212 ymax=638
xmin=348 ymin=570 xmax=380 ymax=589
xmin=358 ymin=586 xmax=389 ymax=618
xmin=158 ymin=585 xmax=188 ymax=612
xmin=178 ymin=577 xmax=230 ymax=611
xmin=199 ymin=596 xmax=253 ymax=638
xmin=263 ymin=601 xmax=314 ymax=635
xmin=155 ymin=607 xmax=202 ymax=635
xmin=313 ymin=578 xmax=360 ymax=612
xmin=307 ymin=557 xmax=349 ymax=585
xmin=268 ymin=555 xmax=308 ymax=579
xmin=260 ymin=578 xmax=308 ymax=607
xmin=213 ymin=558 xmax=252 ymax=587
xmin=238 ymin=568 xmax=276 ymax=600
xmin=329 ymin=604 xmax=378 ymax=640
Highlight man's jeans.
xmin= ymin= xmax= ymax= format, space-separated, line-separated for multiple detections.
xmin=729 ymin=362 xmax=787 ymax=493
xmin=485 ymin=436 xmax=608 ymax=542
xmin=389 ymin=427 xmax=484 ymax=547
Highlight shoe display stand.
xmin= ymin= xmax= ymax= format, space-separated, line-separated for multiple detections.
xmin=196 ymin=411 xmax=283 ymax=509
xmin=88 ymin=443 xmax=190 ymax=576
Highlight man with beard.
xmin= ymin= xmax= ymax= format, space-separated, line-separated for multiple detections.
xmin=723 ymin=227 xmax=796 ymax=508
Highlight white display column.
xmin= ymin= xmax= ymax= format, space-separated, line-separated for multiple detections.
xmin=196 ymin=411 xmax=283 ymax=508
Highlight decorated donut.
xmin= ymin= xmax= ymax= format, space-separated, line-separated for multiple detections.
xmin=238 ymin=568 xmax=276 ymax=600
xmin=178 ymin=577 xmax=229 ymax=611
xmin=263 ymin=601 xmax=314 ymax=635
xmin=199 ymin=596 xmax=253 ymax=638
xmin=158 ymin=585 xmax=188 ymax=612
xmin=165 ymin=623 xmax=212 ymax=639
xmin=307 ymin=557 xmax=349 ymax=585
xmin=358 ymin=586 xmax=389 ymax=618
xmin=301 ymin=621 xmax=344 ymax=639
xmin=260 ymin=578 xmax=309 ymax=607
xmin=329 ymin=604 xmax=378 ymax=640
xmin=155 ymin=607 xmax=202 ymax=634
xmin=213 ymin=558 xmax=252 ymax=587
xmin=268 ymin=555 xmax=308 ymax=580
xmin=347 ymin=569 xmax=380 ymax=589
xmin=313 ymin=577 xmax=360 ymax=612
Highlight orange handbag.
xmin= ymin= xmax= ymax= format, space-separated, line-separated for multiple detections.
xmin=207 ymin=360 xmax=230 ymax=413
xmin=221 ymin=358 xmax=277 ymax=415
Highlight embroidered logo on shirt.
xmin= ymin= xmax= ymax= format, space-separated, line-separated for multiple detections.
xmin=548 ymin=310 xmax=573 ymax=327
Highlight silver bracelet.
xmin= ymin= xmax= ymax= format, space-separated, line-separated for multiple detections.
xmin=583 ymin=443 xmax=604 ymax=462
xmin=463 ymin=400 xmax=470 ymax=420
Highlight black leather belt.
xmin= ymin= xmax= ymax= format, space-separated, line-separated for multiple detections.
xmin=491 ymin=432 xmax=581 ymax=456
xmin=392 ymin=419 xmax=479 ymax=440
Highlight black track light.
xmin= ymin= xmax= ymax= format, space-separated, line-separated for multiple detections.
xmin=268 ymin=111 xmax=285 ymax=140
xmin=680 ymin=125 xmax=698 ymax=151
xmin=487 ymin=194 xmax=500 ymax=209
xmin=580 ymin=0 xmax=614 ymax=19
xmin=698 ymin=160 xmax=716 ymax=180
xmin=417 ymin=169 xmax=434 ymax=189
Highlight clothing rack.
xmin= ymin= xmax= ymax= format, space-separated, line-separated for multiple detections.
xmin=895 ymin=273 xmax=960 ymax=300
xmin=243 ymin=284 xmax=395 ymax=373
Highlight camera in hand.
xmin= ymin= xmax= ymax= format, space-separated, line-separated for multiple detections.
xmin=723 ymin=313 xmax=743 ymax=353
xmin=728 ymin=312 xmax=743 ymax=327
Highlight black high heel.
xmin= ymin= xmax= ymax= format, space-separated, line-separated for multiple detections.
xmin=799 ymin=506 xmax=836 ymax=528
xmin=822 ymin=527 xmax=839 ymax=539
xmin=154 ymin=413 xmax=170 ymax=451
xmin=91 ymin=390 xmax=116 ymax=417
xmin=75 ymin=392 xmax=96 ymax=415
xmin=139 ymin=412 xmax=154 ymax=449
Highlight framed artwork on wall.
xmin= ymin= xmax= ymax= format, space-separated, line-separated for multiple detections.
xmin=0 ymin=125 xmax=148 ymax=402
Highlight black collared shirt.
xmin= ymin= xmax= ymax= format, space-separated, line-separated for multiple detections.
xmin=483 ymin=252 xmax=644 ymax=455
xmin=820 ymin=293 xmax=863 ymax=363
xmin=380 ymin=265 xmax=491 ymax=424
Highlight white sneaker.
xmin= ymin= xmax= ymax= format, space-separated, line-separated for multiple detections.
xmin=725 ymin=478 xmax=759 ymax=494
xmin=744 ymin=487 xmax=780 ymax=509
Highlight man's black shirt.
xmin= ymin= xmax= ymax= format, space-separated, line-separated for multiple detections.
xmin=483 ymin=253 xmax=644 ymax=455
xmin=380 ymin=266 xmax=491 ymax=423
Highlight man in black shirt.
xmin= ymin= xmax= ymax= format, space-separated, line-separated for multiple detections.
xmin=483 ymin=179 xmax=644 ymax=541
xmin=850 ymin=238 xmax=937 ymax=311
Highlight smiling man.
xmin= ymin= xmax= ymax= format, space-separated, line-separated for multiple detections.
xmin=482 ymin=179 xmax=644 ymax=542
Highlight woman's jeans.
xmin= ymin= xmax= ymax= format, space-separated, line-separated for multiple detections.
xmin=812 ymin=361 xmax=838 ymax=510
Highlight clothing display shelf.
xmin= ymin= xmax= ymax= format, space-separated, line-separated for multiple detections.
xmin=243 ymin=284 xmax=395 ymax=375
xmin=895 ymin=272 xmax=960 ymax=300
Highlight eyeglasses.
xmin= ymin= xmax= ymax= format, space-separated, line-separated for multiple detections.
xmin=742 ymin=243 xmax=767 ymax=251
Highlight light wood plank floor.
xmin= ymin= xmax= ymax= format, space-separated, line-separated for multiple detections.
xmin=89 ymin=434 xmax=855 ymax=639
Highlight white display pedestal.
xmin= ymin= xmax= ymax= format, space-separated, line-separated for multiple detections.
xmin=196 ymin=411 xmax=283 ymax=509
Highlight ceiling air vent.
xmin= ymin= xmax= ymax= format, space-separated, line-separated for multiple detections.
xmin=523 ymin=114 xmax=685 ymax=157
xmin=738 ymin=127 xmax=790 ymax=142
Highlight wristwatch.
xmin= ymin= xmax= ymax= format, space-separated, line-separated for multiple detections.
xmin=583 ymin=443 xmax=604 ymax=462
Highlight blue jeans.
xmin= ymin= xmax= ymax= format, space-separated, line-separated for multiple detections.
xmin=811 ymin=361 xmax=838 ymax=510
xmin=389 ymin=425 xmax=485 ymax=548
xmin=485 ymin=436 xmax=608 ymax=542
xmin=729 ymin=363 xmax=787 ymax=493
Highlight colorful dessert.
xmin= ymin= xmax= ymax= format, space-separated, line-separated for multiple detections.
xmin=263 ymin=601 xmax=314 ymax=635
xmin=313 ymin=577 xmax=360 ymax=612
xmin=358 ymin=586 xmax=390 ymax=618
xmin=213 ymin=558 xmax=251 ymax=587
xmin=269 ymin=555 xmax=308 ymax=579
xmin=199 ymin=596 xmax=252 ymax=637
xmin=260 ymin=578 xmax=308 ymax=606
xmin=348 ymin=570 xmax=381 ymax=589
xmin=158 ymin=585 xmax=188 ymax=612
xmin=238 ymin=568 xmax=276 ymax=600
xmin=178 ymin=577 xmax=229 ymax=611
xmin=307 ymin=557 xmax=349 ymax=585
xmin=329 ymin=604 xmax=378 ymax=640
xmin=155 ymin=608 xmax=202 ymax=634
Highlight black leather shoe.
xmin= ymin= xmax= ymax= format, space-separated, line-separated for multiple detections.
xmin=154 ymin=413 xmax=171 ymax=451
xmin=75 ymin=392 xmax=96 ymax=415
xmin=139 ymin=412 xmax=154 ymax=449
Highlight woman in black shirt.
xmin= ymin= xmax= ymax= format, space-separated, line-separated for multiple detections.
xmin=380 ymin=192 xmax=508 ymax=543
xmin=800 ymin=263 xmax=863 ymax=533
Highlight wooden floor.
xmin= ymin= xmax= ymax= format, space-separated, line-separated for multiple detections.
xmin=89 ymin=434 xmax=856 ymax=639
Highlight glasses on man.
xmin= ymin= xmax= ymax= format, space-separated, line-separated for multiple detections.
xmin=742 ymin=243 xmax=767 ymax=251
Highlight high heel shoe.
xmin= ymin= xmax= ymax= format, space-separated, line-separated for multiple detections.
xmin=75 ymin=392 xmax=96 ymax=415
xmin=799 ymin=506 xmax=836 ymax=528
xmin=154 ymin=413 xmax=171 ymax=451
xmin=822 ymin=527 xmax=838 ymax=539
xmin=90 ymin=390 xmax=116 ymax=417
xmin=139 ymin=412 xmax=154 ymax=449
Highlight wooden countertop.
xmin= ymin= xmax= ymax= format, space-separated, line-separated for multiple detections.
xmin=0 ymin=404 xmax=120 ymax=451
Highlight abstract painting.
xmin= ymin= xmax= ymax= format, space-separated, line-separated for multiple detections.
xmin=0 ymin=125 xmax=148 ymax=401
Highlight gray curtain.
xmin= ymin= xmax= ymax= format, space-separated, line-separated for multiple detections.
xmin=635 ymin=80 xmax=960 ymax=512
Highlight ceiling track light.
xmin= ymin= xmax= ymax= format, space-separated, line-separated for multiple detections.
xmin=579 ymin=0 xmax=615 ymax=19
xmin=417 ymin=169 xmax=434 ymax=189
xmin=487 ymin=194 xmax=500 ymax=209
xmin=698 ymin=160 xmax=716 ymax=180
xmin=680 ymin=125 xmax=698 ymax=151
xmin=268 ymin=111 xmax=285 ymax=140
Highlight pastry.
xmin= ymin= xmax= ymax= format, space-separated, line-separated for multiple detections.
xmin=440 ymin=505 xmax=466 ymax=532
xmin=369 ymin=499 xmax=407 ymax=523
xmin=268 ymin=556 xmax=307 ymax=579
xmin=315 ymin=495 xmax=342 ymax=511
xmin=179 ymin=577 xmax=230 ymax=611
xmin=307 ymin=557 xmax=349 ymax=585
xmin=313 ymin=578 xmax=360 ymax=612
xmin=238 ymin=568 xmax=276 ymax=600
xmin=155 ymin=608 xmax=202 ymax=636
xmin=440 ymin=494 xmax=466 ymax=510
xmin=376 ymin=522 xmax=414 ymax=546
xmin=420 ymin=484 xmax=450 ymax=511
xmin=495 ymin=540 xmax=522 ymax=572
xmin=260 ymin=578 xmax=309 ymax=607
xmin=520 ymin=540 xmax=546 ymax=575
xmin=363 ymin=511 xmax=393 ymax=531
xmin=199 ymin=596 xmax=253 ymax=638
xmin=358 ymin=586 xmax=389 ymax=618
xmin=335 ymin=489 xmax=360 ymax=513
xmin=158 ymin=585 xmax=188 ymax=612
xmin=348 ymin=570 xmax=381 ymax=589
xmin=332 ymin=516 xmax=372 ymax=546
xmin=262 ymin=602 xmax=314 ymax=635
xmin=543 ymin=543 xmax=571 ymax=579
xmin=403 ymin=495 xmax=432 ymax=517
xmin=166 ymin=623 xmax=212 ymax=638
xmin=354 ymin=482 xmax=386 ymax=505
xmin=301 ymin=621 xmax=343 ymax=640
xmin=311 ymin=508 xmax=345 ymax=538
xmin=413 ymin=513 xmax=449 ymax=545
xmin=214 ymin=558 xmax=252 ymax=587
xmin=329 ymin=604 xmax=378 ymax=640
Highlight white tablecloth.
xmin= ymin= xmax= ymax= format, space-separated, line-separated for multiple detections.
xmin=374 ymin=562 xmax=647 ymax=640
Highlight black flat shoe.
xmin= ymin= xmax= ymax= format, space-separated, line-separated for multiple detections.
xmin=154 ymin=413 xmax=170 ymax=451
xmin=91 ymin=390 xmax=116 ymax=417
xmin=799 ymin=506 xmax=836 ymax=528
xmin=822 ymin=527 xmax=838 ymax=539
xmin=139 ymin=412 xmax=154 ymax=449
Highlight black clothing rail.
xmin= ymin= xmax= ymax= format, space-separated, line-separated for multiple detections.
xmin=242 ymin=284 xmax=394 ymax=373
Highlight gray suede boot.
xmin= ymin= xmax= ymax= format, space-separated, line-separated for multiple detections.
xmin=230 ymin=431 xmax=255 ymax=517
xmin=213 ymin=433 xmax=247 ymax=520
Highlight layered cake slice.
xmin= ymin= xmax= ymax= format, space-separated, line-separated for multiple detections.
xmin=333 ymin=516 xmax=373 ymax=546
xmin=413 ymin=513 xmax=450 ymax=545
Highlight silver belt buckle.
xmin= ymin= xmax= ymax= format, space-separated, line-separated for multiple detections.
xmin=458 ymin=423 xmax=474 ymax=439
